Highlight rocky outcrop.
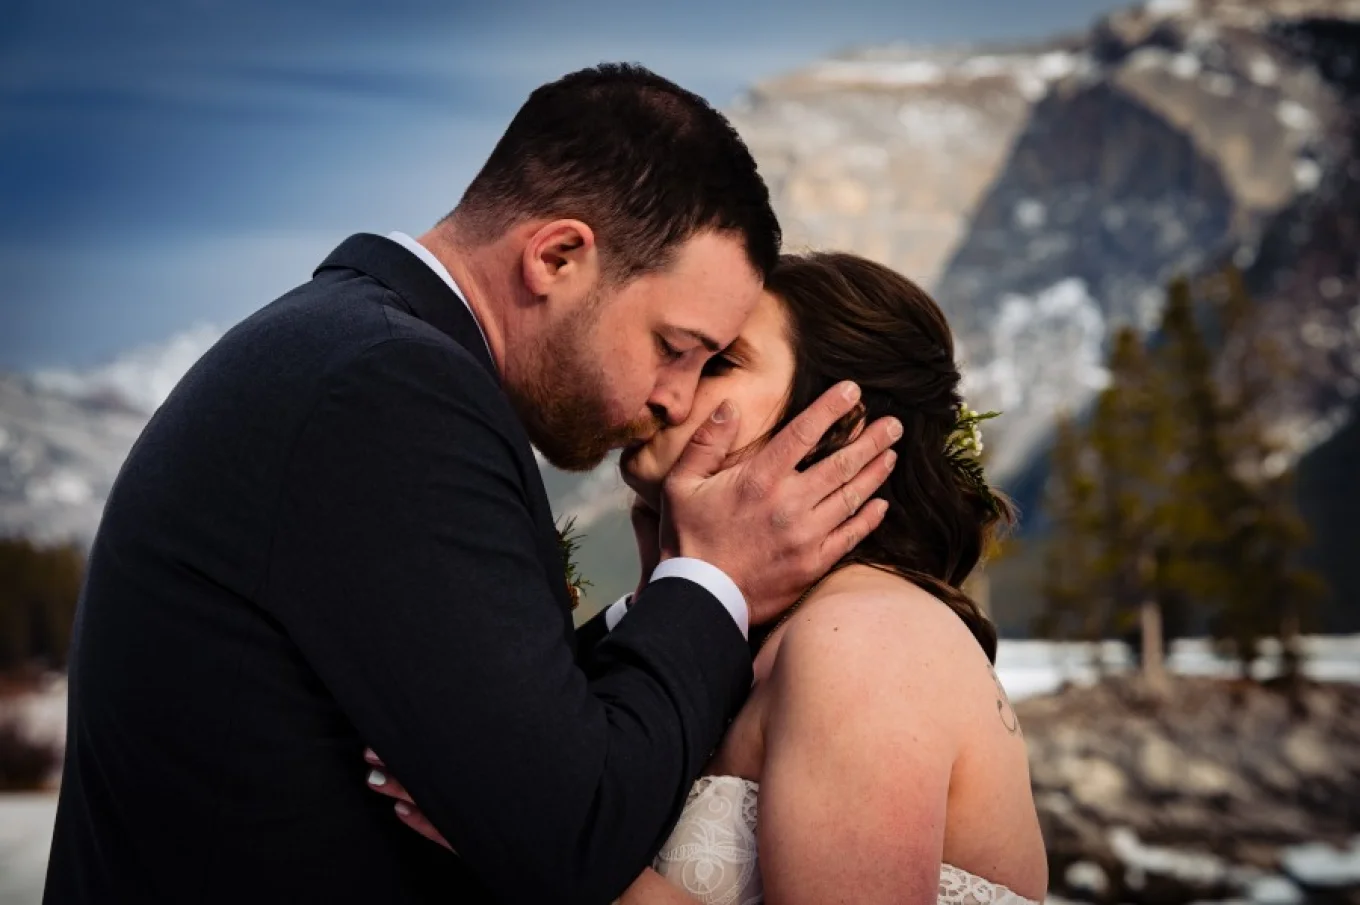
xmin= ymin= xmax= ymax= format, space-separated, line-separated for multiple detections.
xmin=730 ymin=0 xmax=1360 ymax=479
xmin=1019 ymin=677 xmax=1360 ymax=903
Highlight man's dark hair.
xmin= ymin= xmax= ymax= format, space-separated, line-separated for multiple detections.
xmin=452 ymin=63 xmax=780 ymax=282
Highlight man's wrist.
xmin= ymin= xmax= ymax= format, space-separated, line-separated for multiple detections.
xmin=650 ymin=558 xmax=749 ymax=639
xmin=606 ymin=560 xmax=751 ymax=640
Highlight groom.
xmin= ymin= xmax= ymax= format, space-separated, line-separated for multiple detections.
xmin=45 ymin=64 xmax=898 ymax=905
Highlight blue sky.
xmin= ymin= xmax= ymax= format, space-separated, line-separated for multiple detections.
xmin=2 ymin=0 xmax=1129 ymax=370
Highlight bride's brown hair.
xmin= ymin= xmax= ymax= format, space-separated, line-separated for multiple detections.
xmin=761 ymin=252 xmax=1013 ymax=662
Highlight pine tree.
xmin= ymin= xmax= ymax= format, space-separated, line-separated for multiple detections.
xmin=1155 ymin=269 xmax=1325 ymax=680
xmin=1087 ymin=325 xmax=1179 ymax=685
xmin=1156 ymin=275 xmax=1258 ymax=674
xmin=0 ymin=539 xmax=84 ymax=674
xmin=1036 ymin=414 xmax=1109 ymax=670
xmin=1212 ymin=268 xmax=1326 ymax=684
xmin=1036 ymin=268 xmax=1323 ymax=686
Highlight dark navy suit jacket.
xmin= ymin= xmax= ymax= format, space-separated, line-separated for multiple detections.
xmin=44 ymin=234 xmax=752 ymax=905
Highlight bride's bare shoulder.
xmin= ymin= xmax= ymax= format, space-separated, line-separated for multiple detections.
xmin=765 ymin=566 xmax=998 ymax=724
xmin=780 ymin=566 xmax=988 ymax=662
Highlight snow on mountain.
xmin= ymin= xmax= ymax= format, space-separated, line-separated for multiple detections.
xmin=29 ymin=325 xmax=222 ymax=416
xmin=0 ymin=327 xmax=222 ymax=545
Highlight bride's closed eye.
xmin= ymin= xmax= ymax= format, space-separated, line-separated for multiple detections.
xmin=702 ymin=353 xmax=738 ymax=377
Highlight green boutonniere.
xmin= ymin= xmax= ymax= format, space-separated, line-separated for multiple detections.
xmin=557 ymin=517 xmax=592 ymax=611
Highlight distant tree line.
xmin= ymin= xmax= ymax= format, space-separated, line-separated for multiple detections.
xmin=0 ymin=538 xmax=84 ymax=676
xmin=1038 ymin=267 xmax=1326 ymax=685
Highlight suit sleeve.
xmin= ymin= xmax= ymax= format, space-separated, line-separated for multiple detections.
xmin=574 ymin=606 xmax=612 ymax=666
xmin=260 ymin=339 xmax=752 ymax=905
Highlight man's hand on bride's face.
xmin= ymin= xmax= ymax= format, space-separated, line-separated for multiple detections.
xmin=660 ymin=381 xmax=899 ymax=626
xmin=362 ymin=749 xmax=454 ymax=853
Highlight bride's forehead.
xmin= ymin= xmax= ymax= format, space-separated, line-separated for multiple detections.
xmin=738 ymin=291 xmax=793 ymax=344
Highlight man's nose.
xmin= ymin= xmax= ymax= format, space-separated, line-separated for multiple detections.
xmin=650 ymin=378 xmax=697 ymax=427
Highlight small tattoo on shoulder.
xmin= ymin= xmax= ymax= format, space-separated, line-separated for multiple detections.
xmin=988 ymin=665 xmax=1021 ymax=736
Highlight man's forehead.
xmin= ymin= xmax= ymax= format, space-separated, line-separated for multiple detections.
xmin=653 ymin=290 xmax=746 ymax=342
xmin=676 ymin=327 xmax=721 ymax=353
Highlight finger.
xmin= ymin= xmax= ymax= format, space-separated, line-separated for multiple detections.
xmin=804 ymin=419 xmax=901 ymax=509
xmin=821 ymin=498 xmax=889 ymax=565
xmin=394 ymin=803 xmax=456 ymax=853
xmin=665 ymin=400 xmax=741 ymax=485
xmin=811 ymin=449 xmax=896 ymax=525
xmin=363 ymin=749 xmax=384 ymax=768
xmin=757 ymin=382 xmax=863 ymax=478
xmin=366 ymin=767 xmax=414 ymax=806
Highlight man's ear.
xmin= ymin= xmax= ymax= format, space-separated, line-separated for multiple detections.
xmin=521 ymin=219 xmax=599 ymax=298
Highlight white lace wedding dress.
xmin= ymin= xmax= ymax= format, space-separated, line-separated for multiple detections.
xmin=652 ymin=775 xmax=1040 ymax=905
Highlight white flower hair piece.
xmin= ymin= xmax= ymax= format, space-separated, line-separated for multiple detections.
xmin=945 ymin=403 xmax=1002 ymax=515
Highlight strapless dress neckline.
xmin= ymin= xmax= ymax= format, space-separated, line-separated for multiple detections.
xmin=651 ymin=775 xmax=1042 ymax=905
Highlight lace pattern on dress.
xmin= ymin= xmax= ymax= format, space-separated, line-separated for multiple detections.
xmin=938 ymin=863 xmax=1039 ymax=905
xmin=653 ymin=775 xmax=1041 ymax=905
xmin=653 ymin=775 xmax=764 ymax=905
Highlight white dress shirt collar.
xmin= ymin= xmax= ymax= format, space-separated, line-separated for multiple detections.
xmin=387 ymin=231 xmax=492 ymax=360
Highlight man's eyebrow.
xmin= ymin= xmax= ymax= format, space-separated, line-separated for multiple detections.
xmin=678 ymin=328 xmax=722 ymax=353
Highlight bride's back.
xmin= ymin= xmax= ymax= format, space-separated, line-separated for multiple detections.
xmin=706 ymin=564 xmax=1047 ymax=901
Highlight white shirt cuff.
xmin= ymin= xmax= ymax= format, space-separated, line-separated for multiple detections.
xmin=649 ymin=558 xmax=749 ymax=639
xmin=604 ymin=594 xmax=631 ymax=631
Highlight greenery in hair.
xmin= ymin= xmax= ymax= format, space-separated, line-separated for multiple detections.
xmin=945 ymin=407 xmax=1003 ymax=517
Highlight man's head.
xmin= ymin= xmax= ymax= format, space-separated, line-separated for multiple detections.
xmin=444 ymin=63 xmax=780 ymax=471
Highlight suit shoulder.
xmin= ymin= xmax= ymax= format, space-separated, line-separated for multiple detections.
xmin=227 ymin=274 xmax=498 ymax=397
xmin=329 ymin=320 xmax=503 ymax=414
xmin=372 ymin=305 xmax=497 ymax=385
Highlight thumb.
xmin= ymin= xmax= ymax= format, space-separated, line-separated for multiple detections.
xmin=668 ymin=400 xmax=741 ymax=487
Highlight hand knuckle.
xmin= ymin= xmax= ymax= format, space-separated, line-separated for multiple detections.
xmin=770 ymin=506 xmax=793 ymax=530
xmin=834 ymin=449 xmax=857 ymax=482
xmin=739 ymin=474 xmax=767 ymax=501
xmin=689 ymin=424 xmax=715 ymax=447
xmin=790 ymin=417 xmax=819 ymax=447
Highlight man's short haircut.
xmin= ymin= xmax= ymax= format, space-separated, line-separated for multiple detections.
xmin=453 ymin=63 xmax=781 ymax=283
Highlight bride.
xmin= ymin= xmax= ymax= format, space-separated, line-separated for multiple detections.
xmin=369 ymin=251 xmax=1048 ymax=904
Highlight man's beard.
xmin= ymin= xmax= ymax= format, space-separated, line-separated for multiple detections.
xmin=506 ymin=302 xmax=659 ymax=472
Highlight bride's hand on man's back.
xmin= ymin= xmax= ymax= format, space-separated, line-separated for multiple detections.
xmin=660 ymin=382 xmax=900 ymax=626
xmin=362 ymin=749 xmax=454 ymax=853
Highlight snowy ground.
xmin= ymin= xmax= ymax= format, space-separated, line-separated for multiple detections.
xmin=3 ymin=636 xmax=1358 ymax=904
xmin=994 ymin=634 xmax=1360 ymax=700
xmin=0 ymin=795 xmax=54 ymax=905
